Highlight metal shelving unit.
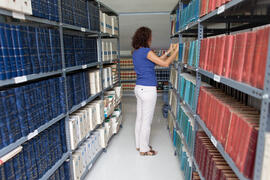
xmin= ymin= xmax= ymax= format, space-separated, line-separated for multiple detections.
xmin=168 ymin=0 xmax=270 ymax=180
xmin=0 ymin=1 xmax=122 ymax=180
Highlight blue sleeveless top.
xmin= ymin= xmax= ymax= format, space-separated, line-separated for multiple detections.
xmin=133 ymin=48 xmax=157 ymax=86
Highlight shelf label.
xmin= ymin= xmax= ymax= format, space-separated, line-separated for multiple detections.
xmin=27 ymin=130 xmax=38 ymax=140
xmin=217 ymin=5 xmax=225 ymax=14
xmin=211 ymin=136 xmax=217 ymax=147
xmin=184 ymin=64 xmax=188 ymax=68
xmin=14 ymin=76 xmax=27 ymax=84
xmin=185 ymin=26 xmax=188 ymax=30
xmin=81 ymin=101 xmax=86 ymax=107
xmin=82 ymin=65 xmax=87 ymax=69
xmin=12 ymin=12 xmax=26 ymax=20
xmin=213 ymin=75 xmax=221 ymax=82
xmin=81 ymin=27 xmax=86 ymax=32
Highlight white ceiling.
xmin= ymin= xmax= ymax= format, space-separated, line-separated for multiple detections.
xmin=99 ymin=0 xmax=178 ymax=51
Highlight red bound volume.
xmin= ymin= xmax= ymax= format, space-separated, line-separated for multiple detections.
xmin=222 ymin=35 xmax=235 ymax=78
xmin=199 ymin=39 xmax=205 ymax=69
xmin=216 ymin=0 xmax=222 ymax=9
xmin=257 ymin=26 xmax=270 ymax=89
xmin=210 ymin=37 xmax=217 ymax=73
xmin=204 ymin=38 xmax=210 ymax=70
xmin=225 ymin=111 xmax=237 ymax=157
xmin=213 ymin=37 xmax=221 ymax=74
xmin=205 ymin=38 xmax=212 ymax=71
xmin=217 ymin=36 xmax=226 ymax=75
xmin=221 ymin=105 xmax=231 ymax=147
xmin=230 ymin=32 xmax=248 ymax=81
xmin=200 ymin=0 xmax=205 ymax=17
xmin=241 ymin=31 xmax=256 ymax=84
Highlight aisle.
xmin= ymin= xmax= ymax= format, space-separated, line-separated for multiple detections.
xmin=85 ymin=96 xmax=184 ymax=180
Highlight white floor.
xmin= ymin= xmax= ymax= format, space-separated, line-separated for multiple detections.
xmin=85 ymin=96 xmax=184 ymax=180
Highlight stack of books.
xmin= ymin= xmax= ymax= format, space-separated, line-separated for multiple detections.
xmin=0 ymin=24 xmax=62 ymax=80
xmin=195 ymin=131 xmax=238 ymax=180
xmin=197 ymin=86 xmax=260 ymax=178
xmin=199 ymin=25 xmax=270 ymax=89
xmin=0 ymin=77 xmax=66 ymax=149
xmin=0 ymin=119 xmax=67 ymax=179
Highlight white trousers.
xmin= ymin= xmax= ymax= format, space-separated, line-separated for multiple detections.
xmin=134 ymin=85 xmax=157 ymax=152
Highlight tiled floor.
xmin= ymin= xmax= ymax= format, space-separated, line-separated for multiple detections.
xmin=85 ymin=95 xmax=184 ymax=180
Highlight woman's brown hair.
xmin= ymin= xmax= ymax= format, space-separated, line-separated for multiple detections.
xmin=132 ymin=27 xmax=152 ymax=50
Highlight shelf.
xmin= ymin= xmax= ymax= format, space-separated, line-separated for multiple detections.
xmin=100 ymin=33 xmax=119 ymax=38
xmin=0 ymin=113 xmax=66 ymax=158
xmin=65 ymin=62 xmax=100 ymax=73
xmin=103 ymin=85 xmax=114 ymax=92
xmin=103 ymin=61 xmax=117 ymax=65
xmin=195 ymin=115 xmax=250 ymax=180
xmin=176 ymin=0 xmax=245 ymax=35
xmin=0 ymin=70 xmax=62 ymax=88
xmin=39 ymin=152 xmax=70 ymax=180
xmin=62 ymin=23 xmax=99 ymax=34
xmin=198 ymin=69 xmax=264 ymax=99
xmin=80 ymin=148 xmax=104 ymax=180
xmin=69 ymin=92 xmax=102 ymax=115
xmin=180 ymin=63 xmax=197 ymax=72
xmin=179 ymin=97 xmax=196 ymax=117
xmin=193 ymin=158 xmax=206 ymax=180
xmin=0 ymin=9 xmax=59 ymax=27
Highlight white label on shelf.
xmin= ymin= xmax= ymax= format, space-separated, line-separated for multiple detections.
xmin=88 ymin=163 xmax=93 ymax=170
xmin=82 ymin=65 xmax=87 ymax=69
xmin=185 ymin=26 xmax=188 ymax=30
xmin=196 ymin=68 xmax=199 ymax=72
xmin=81 ymin=27 xmax=86 ymax=32
xmin=12 ymin=12 xmax=26 ymax=20
xmin=14 ymin=76 xmax=27 ymax=84
xmin=27 ymin=130 xmax=38 ymax=140
xmin=184 ymin=64 xmax=187 ymax=68
xmin=81 ymin=101 xmax=86 ymax=107
xmin=217 ymin=5 xmax=225 ymax=14
xmin=213 ymin=75 xmax=221 ymax=82
xmin=211 ymin=136 xmax=217 ymax=147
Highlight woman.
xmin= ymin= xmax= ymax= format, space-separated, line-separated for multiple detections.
xmin=132 ymin=27 xmax=179 ymax=156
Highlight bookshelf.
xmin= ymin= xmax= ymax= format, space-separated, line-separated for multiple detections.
xmin=0 ymin=1 xmax=121 ymax=180
xmin=168 ymin=0 xmax=270 ymax=180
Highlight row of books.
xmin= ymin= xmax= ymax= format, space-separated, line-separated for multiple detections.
xmin=61 ymin=0 xmax=88 ymax=28
xmin=199 ymin=25 xmax=270 ymax=89
xmin=156 ymin=70 xmax=170 ymax=81
xmin=67 ymin=72 xmax=91 ymax=110
xmin=197 ymin=86 xmax=260 ymax=178
xmin=179 ymin=40 xmax=199 ymax=67
xmin=120 ymin=71 xmax=137 ymax=81
xmin=32 ymin=0 xmax=59 ymax=22
xmin=173 ymin=129 xmax=192 ymax=180
xmin=101 ymin=39 xmax=118 ymax=62
xmin=169 ymin=89 xmax=178 ymax=118
xmin=48 ymin=162 xmax=70 ymax=180
xmin=120 ymin=59 xmax=133 ymax=69
xmin=63 ymin=34 xmax=98 ymax=68
xmin=100 ymin=11 xmax=119 ymax=36
xmin=0 ymin=120 xmax=67 ymax=180
xmin=111 ymin=64 xmax=119 ymax=84
xmin=192 ymin=172 xmax=201 ymax=180
xmin=0 ymin=77 xmax=66 ymax=149
xmin=69 ymin=99 xmax=104 ymax=150
xmin=179 ymin=0 xmax=199 ymax=30
xmin=200 ymin=0 xmax=232 ymax=17
xmin=122 ymin=82 xmax=135 ymax=91
xmin=179 ymin=73 xmax=197 ymax=111
xmin=0 ymin=24 xmax=62 ymax=80
xmin=178 ymin=105 xmax=195 ymax=151
xmin=195 ymin=131 xmax=238 ymax=180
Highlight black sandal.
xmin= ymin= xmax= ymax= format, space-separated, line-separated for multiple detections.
xmin=140 ymin=150 xmax=158 ymax=156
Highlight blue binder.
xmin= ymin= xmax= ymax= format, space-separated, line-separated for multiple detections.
xmin=14 ymin=87 xmax=30 ymax=137
xmin=11 ymin=25 xmax=23 ymax=77
xmin=5 ymin=24 xmax=17 ymax=78
xmin=0 ymin=24 xmax=12 ymax=79
xmin=27 ymin=26 xmax=40 ymax=74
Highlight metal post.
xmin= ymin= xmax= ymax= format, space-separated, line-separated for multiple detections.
xmin=253 ymin=30 xmax=270 ymax=180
